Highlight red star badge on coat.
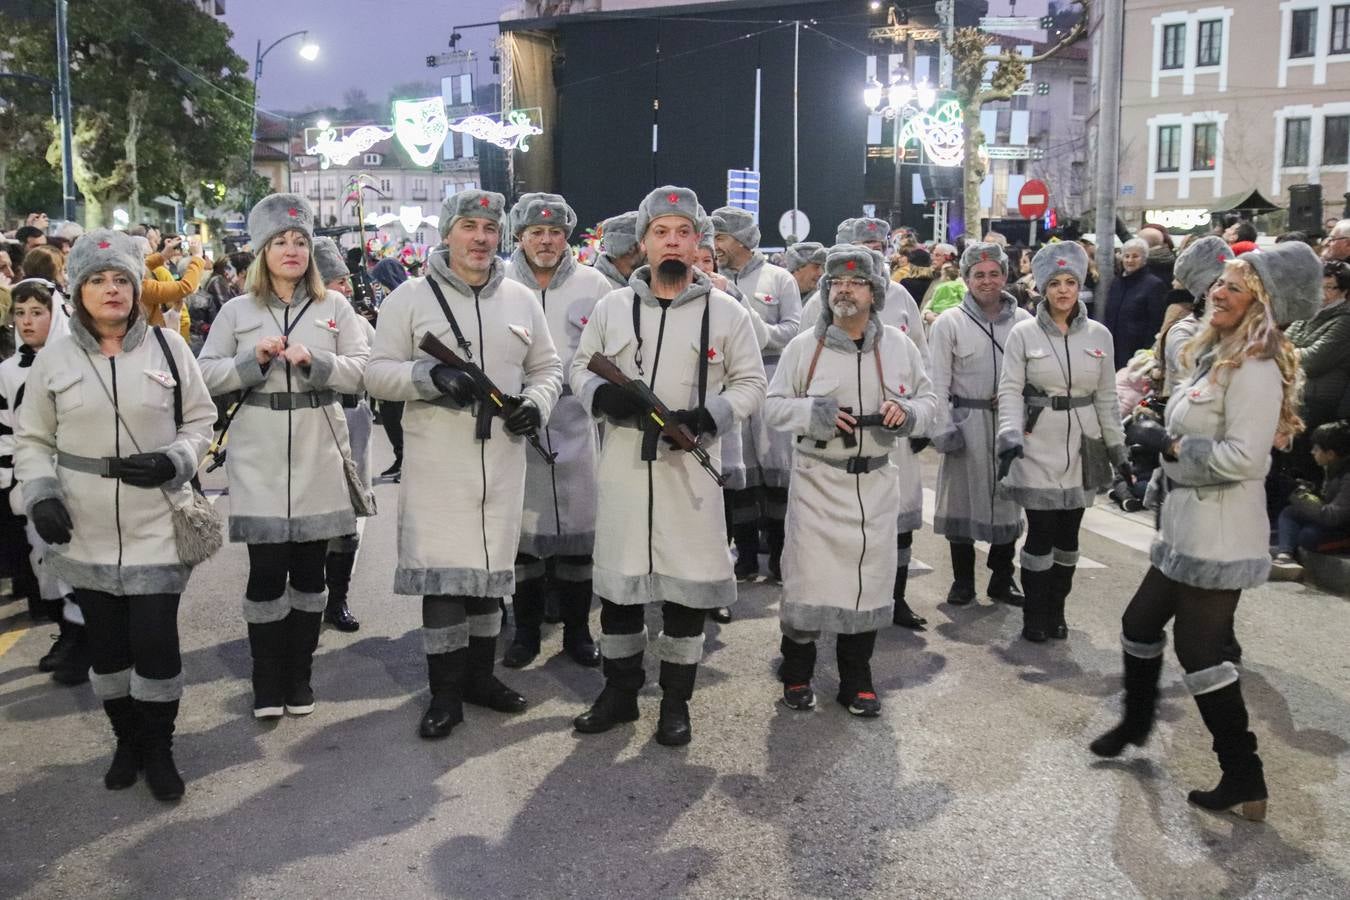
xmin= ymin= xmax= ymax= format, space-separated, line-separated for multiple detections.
xmin=980 ymin=251 xmax=990 ymax=261
xmin=897 ymin=383 xmax=907 ymax=395
xmin=327 ymin=318 xmax=337 ymax=330
xmin=867 ymin=222 xmax=878 ymax=231
xmin=706 ymin=347 xmax=717 ymax=360
xmin=1217 ymin=253 xmax=1228 ymax=262
xmin=580 ymin=316 xmax=589 ymax=326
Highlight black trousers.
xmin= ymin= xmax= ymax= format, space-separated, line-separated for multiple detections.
xmin=246 ymin=541 xmax=327 ymax=601
xmin=75 ymin=590 xmax=181 ymax=691
xmin=1121 ymin=566 xmax=1240 ymax=675
xmin=600 ymin=598 xmax=705 ymax=644
xmin=1023 ymin=508 xmax=1085 ymax=558
xmin=380 ymin=400 xmax=405 ymax=461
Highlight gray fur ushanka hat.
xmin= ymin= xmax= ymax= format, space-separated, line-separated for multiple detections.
xmin=510 ymin=192 xmax=577 ymax=238
xmin=850 ymin=217 xmax=891 ymax=245
xmin=1030 ymin=241 xmax=1089 ymax=292
xmin=599 ymin=211 xmax=640 ymax=257
xmin=1242 ymin=240 xmax=1323 ymax=324
xmin=960 ymin=241 xmax=1010 ymax=279
xmin=817 ymin=243 xmax=888 ymax=313
xmin=439 ymin=189 xmax=506 ymax=240
xmin=67 ymin=229 xmax=146 ymax=302
xmin=248 ymin=193 xmax=314 ymax=249
xmin=782 ymin=241 xmax=827 ymax=273
xmin=1173 ymin=235 xmax=1234 ymax=300
xmin=636 ymin=186 xmax=703 ymax=237
xmin=834 ymin=218 xmax=857 ymax=244
xmin=710 ymin=206 xmax=760 ymax=250
xmin=313 ymin=237 xmax=348 ymax=284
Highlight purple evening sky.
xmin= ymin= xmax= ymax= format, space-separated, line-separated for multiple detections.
xmin=225 ymin=0 xmax=504 ymax=118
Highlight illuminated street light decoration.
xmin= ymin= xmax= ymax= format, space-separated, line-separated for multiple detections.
xmin=307 ymin=125 xmax=395 ymax=169
xmin=447 ymin=109 xmax=544 ymax=152
xmin=393 ymin=97 xmax=451 ymax=167
xmin=896 ymin=99 xmax=965 ymax=167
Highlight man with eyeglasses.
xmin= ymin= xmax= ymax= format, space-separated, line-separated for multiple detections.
xmin=1323 ymin=219 xmax=1350 ymax=262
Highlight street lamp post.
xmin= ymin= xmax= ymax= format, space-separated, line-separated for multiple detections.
xmin=866 ymin=73 xmax=937 ymax=230
xmin=245 ymin=30 xmax=319 ymax=212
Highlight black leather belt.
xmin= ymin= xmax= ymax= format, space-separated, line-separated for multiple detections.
xmin=57 ymin=451 xmax=131 ymax=478
xmin=242 ymin=390 xmax=338 ymax=411
xmin=801 ymin=451 xmax=890 ymax=474
xmin=1026 ymin=394 xmax=1094 ymax=411
xmin=951 ymin=395 xmax=995 ymax=410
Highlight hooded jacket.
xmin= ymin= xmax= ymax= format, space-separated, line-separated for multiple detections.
xmin=1283 ymin=301 xmax=1350 ymax=430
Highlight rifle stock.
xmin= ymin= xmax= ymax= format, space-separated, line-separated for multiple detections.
xmin=586 ymin=352 xmax=725 ymax=486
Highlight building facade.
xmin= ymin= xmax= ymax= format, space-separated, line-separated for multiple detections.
xmin=1115 ymin=0 xmax=1350 ymax=232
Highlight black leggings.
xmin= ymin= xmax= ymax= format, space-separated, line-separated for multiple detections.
xmin=600 ymin=598 xmax=705 ymax=640
xmin=75 ymin=590 xmax=181 ymax=682
xmin=1023 ymin=508 xmax=1085 ymax=558
xmin=380 ymin=400 xmax=405 ymax=460
xmin=1121 ymin=566 xmax=1240 ymax=674
xmin=246 ymin=541 xmax=327 ymax=601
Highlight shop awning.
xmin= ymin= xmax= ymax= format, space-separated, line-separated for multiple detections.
xmin=1208 ymin=189 xmax=1281 ymax=215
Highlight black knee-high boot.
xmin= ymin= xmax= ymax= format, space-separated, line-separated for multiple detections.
xmin=574 ymin=651 xmax=644 ymax=733
xmin=1188 ymin=681 xmax=1268 ymax=820
xmin=1090 ymin=652 xmax=1164 ymax=756
xmin=284 ymin=609 xmax=322 ymax=715
xmin=247 ymin=620 xmax=288 ymax=719
xmin=136 ymin=699 xmax=184 ymax=802
xmin=102 ymin=696 xmax=141 ymax=790
xmin=463 ymin=635 xmax=527 ymax=712
xmin=656 ymin=661 xmax=697 ymax=746
xmin=419 ymin=649 xmax=467 ymax=739
xmin=559 ymin=580 xmax=600 ymax=667
xmin=1020 ymin=569 xmax=1050 ymax=642
xmin=946 ymin=542 xmax=976 ymax=604
xmin=986 ymin=542 xmax=1024 ymax=606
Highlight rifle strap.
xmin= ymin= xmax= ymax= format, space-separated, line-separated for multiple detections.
xmin=631 ymin=288 xmax=711 ymax=413
xmin=427 ymin=276 xmax=474 ymax=361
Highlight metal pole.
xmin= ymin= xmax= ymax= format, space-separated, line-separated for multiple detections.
xmin=892 ymin=110 xmax=904 ymax=228
xmin=246 ymin=38 xmax=262 ymax=214
xmin=792 ymin=20 xmax=800 ymax=228
xmin=1092 ymin=0 xmax=1124 ymax=318
xmin=55 ymin=0 xmax=77 ymax=222
xmin=752 ymin=66 xmax=762 ymax=224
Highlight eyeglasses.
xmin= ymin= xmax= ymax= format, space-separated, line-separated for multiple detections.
xmin=831 ymin=277 xmax=871 ymax=289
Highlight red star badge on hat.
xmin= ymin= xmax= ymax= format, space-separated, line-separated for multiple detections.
xmin=1057 ymin=259 xmax=1067 ymax=267
xmin=846 ymin=260 xmax=857 ymax=270
xmin=541 ymin=209 xmax=552 ymax=218
xmin=980 ymin=251 xmax=990 ymax=261
xmin=288 ymin=207 xmax=299 ymax=218
xmin=98 ymin=240 xmax=110 ymax=249
xmin=867 ymin=222 xmax=878 ymax=231
xmin=479 ymin=197 xmax=491 ymax=208
xmin=667 ymin=193 xmax=679 ymax=204
xmin=1217 ymin=253 xmax=1228 ymax=262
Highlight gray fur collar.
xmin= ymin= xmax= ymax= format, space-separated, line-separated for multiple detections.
xmin=1034 ymin=299 xmax=1089 ymax=336
xmin=68 ymin=310 xmax=149 ymax=354
xmin=959 ymin=290 xmax=1019 ymax=324
xmin=508 ymin=247 xmax=577 ymax=292
xmin=593 ymin=254 xmax=631 ymax=288
xmin=629 ymin=266 xmax=712 ymax=309
xmin=728 ymin=251 xmax=765 ymax=281
xmin=814 ymin=311 xmax=881 ymax=353
xmin=427 ymin=248 xmax=504 ymax=299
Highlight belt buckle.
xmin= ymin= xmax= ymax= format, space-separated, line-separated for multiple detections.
xmin=268 ymin=393 xmax=288 ymax=411
xmin=99 ymin=457 xmax=118 ymax=478
xmin=1052 ymin=396 xmax=1070 ymax=411
xmin=305 ymin=393 xmax=321 ymax=409
xmin=846 ymin=457 xmax=867 ymax=475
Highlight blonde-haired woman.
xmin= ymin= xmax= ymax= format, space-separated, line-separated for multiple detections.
xmin=198 ymin=195 xmax=370 ymax=720
xmin=1089 ymin=242 xmax=1321 ymax=822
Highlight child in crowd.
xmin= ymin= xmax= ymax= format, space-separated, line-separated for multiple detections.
xmin=1275 ymin=420 xmax=1350 ymax=561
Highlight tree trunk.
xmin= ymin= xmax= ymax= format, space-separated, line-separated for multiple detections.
xmin=124 ymin=90 xmax=148 ymax=225
xmin=961 ymin=100 xmax=986 ymax=241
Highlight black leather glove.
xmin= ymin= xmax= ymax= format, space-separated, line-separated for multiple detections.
xmin=430 ymin=365 xmax=477 ymax=406
xmin=997 ymin=445 xmax=1023 ymax=480
xmin=118 ymin=452 xmax=178 ymax=488
xmin=909 ymin=437 xmax=931 ymax=454
xmin=503 ymin=397 xmax=541 ymax=436
xmin=662 ymin=407 xmax=716 ymax=448
xmin=592 ymin=382 xmax=646 ymax=419
xmin=1115 ymin=460 xmax=1135 ymax=486
xmin=1127 ymin=418 xmax=1177 ymax=460
xmin=30 ymin=497 xmax=72 ymax=545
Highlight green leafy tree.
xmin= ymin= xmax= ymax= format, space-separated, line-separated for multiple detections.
xmin=4 ymin=0 xmax=255 ymax=227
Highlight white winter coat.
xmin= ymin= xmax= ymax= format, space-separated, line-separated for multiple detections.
xmin=365 ymin=255 xmax=562 ymax=598
xmin=996 ymin=301 xmax=1127 ymax=510
xmin=1153 ymin=352 xmax=1283 ymax=590
xmin=15 ymin=317 xmax=216 ymax=594
xmin=505 ymin=249 xmax=609 ymax=557
xmin=198 ymin=285 xmax=370 ymax=543
xmin=766 ymin=316 xmax=936 ymax=633
xmin=570 ymin=267 xmax=766 ymax=608
xmin=928 ymin=293 xmax=1032 ymax=543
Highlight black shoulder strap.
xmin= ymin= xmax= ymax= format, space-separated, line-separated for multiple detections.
xmin=427 ymin=276 xmax=473 ymax=360
xmin=153 ymin=326 xmax=184 ymax=429
xmin=697 ymin=295 xmax=710 ymax=409
xmin=960 ymin=307 xmax=1005 ymax=355
xmin=630 ymin=288 xmax=644 ymax=376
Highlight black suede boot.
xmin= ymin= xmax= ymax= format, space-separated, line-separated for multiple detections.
xmin=39 ymin=615 xmax=77 ymax=672
xmin=892 ymin=565 xmax=927 ymax=629
xmin=655 ymin=661 xmax=697 ymax=746
xmin=1048 ymin=563 xmax=1074 ymax=640
xmin=559 ymin=580 xmax=600 ymax=667
xmin=284 ymin=609 xmax=322 ymax=715
xmin=419 ymin=650 xmax=467 ymax=739
xmin=1187 ymin=681 xmax=1268 ymax=821
xmin=574 ymin=652 xmax=644 ymax=733
xmin=136 ymin=699 xmax=184 ymax=802
xmin=986 ymin=542 xmax=1024 ymax=606
xmin=1020 ymin=569 xmax=1050 ymax=643
xmin=946 ymin=542 xmax=977 ymax=604
xmin=50 ymin=621 xmax=91 ymax=686
xmin=247 ymin=620 xmax=288 ymax=719
xmin=462 ymin=635 xmax=527 ymax=712
xmin=1090 ymin=652 xmax=1164 ymax=757
xmin=733 ymin=522 xmax=760 ymax=581
xmin=503 ymin=577 xmax=545 ymax=669
xmin=102 ymin=696 xmax=141 ymax=790
xmin=323 ymin=550 xmax=360 ymax=632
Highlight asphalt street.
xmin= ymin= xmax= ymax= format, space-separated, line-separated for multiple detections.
xmin=1 ymin=441 xmax=1348 ymax=899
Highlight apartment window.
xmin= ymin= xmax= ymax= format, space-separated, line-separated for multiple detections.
xmin=1070 ymin=161 xmax=1085 ymax=196
xmin=1196 ymin=20 xmax=1222 ymax=66
xmin=1071 ymin=78 xmax=1090 ymax=117
xmin=1324 ymin=115 xmax=1350 ymax=165
xmin=363 ymin=153 xmax=381 ymax=165
xmin=1332 ymin=5 xmax=1350 ymax=53
xmin=1161 ymin=23 xmax=1185 ymax=69
xmin=379 ymin=178 xmax=391 ymax=193
xmin=1192 ymin=123 xmax=1218 ymax=170
xmin=1290 ymin=9 xmax=1318 ymax=59
xmin=1283 ymin=117 xmax=1312 ymax=167
xmin=1157 ymin=124 xmax=1181 ymax=172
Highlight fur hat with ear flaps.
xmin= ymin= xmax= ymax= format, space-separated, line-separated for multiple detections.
xmin=815 ymin=243 xmax=888 ymax=323
xmin=66 ymin=229 xmax=146 ymax=302
xmin=248 ymin=193 xmax=314 ymax=250
xmin=1241 ymin=240 xmax=1323 ymax=325
xmin=439 ymin=189 xmax=506 ymax=240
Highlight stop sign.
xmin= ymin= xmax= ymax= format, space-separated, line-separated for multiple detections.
xmin=1018 ymin=179 xmax=1050 ymax=219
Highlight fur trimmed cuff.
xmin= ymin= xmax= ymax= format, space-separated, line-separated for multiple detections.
xmin=304 ymin=349 xmax=336 ymax=387
xmin=22 ymin=476 xmax=64 ymax=515
xmin=931 ymin=424 xmax=965 ymax=454
xmin=705 ymin=395 xmax=735 ymax=437
xmin=163 ymin=441 xmax=200 ymax=490
xmin=410 ymin=358 xmax=442 ymax=401
xmin=234 ymin=344 xmax=268 ymax=389
xmin=995 ymin=429 xmax=1023 ymax=456
xmin=1174 ymin=435 xmax=1215 ymax=483
xmin=807 ymin=396 xmax=840 ymax=442
xmin=890 ymin=401 xmax=917 ymax=437
xmin=1108 ymin=441 xmax=1129 ymax=467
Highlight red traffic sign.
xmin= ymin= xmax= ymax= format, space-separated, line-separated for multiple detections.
xmin=1018 ymin=179 xmax=1050 ymax=219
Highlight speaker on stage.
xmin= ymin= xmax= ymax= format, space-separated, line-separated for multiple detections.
xmin=1288 ymin=183 xmax=1322 ymax=234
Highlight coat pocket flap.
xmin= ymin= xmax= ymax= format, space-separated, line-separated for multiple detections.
xmin=1082 ymin=346 xmax=1108 ymax=360
xmin=1026 ymin=348 xmax=1050 ymax=360
xmin=144 ymin=368 xmax=178 ymax=389
xmin=805 ymin=377 xmax=838 ymax=397
xmin=233 ymin=320 xmax=262 ymax=335
xmin=507 ymin=323 xmax=532 ymax=345
xmin=48 ymin=370 xmax=84 ymax=393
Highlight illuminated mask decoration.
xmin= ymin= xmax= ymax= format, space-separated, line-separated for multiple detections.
xmin=447 ymin=110 xmax=544 ymax=152
xmin=897 ymin=100 xmax=965 ymax=167
xmin=393 ymin=98 xmax=451 ymax=167
xmin=307 ymin=125 xmax=395 ymax=169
